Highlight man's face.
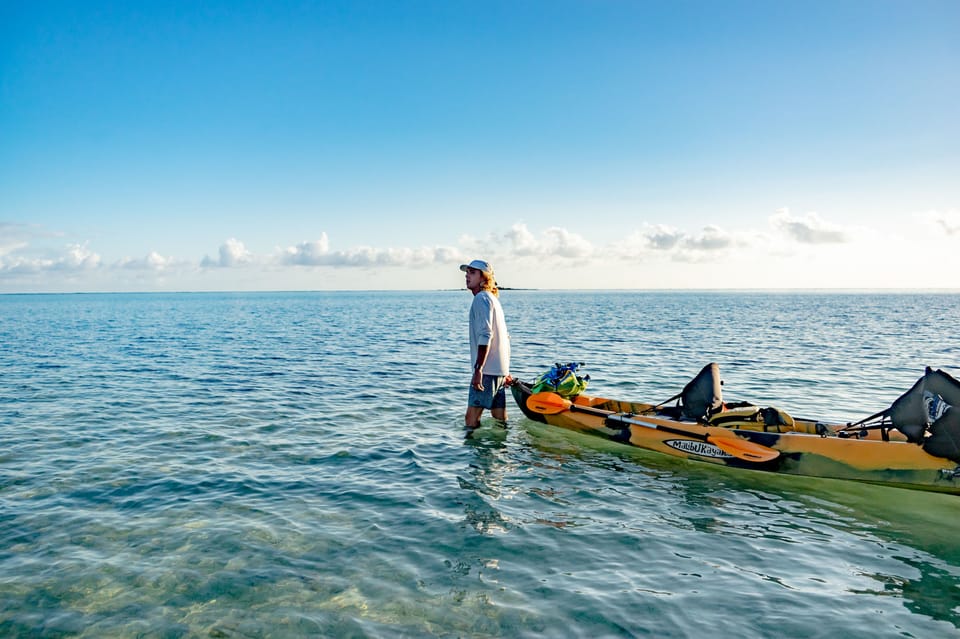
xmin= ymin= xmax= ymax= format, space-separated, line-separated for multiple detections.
xmin=465 ymin=267 xmax=484 ymax=291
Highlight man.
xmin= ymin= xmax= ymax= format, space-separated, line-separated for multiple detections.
xmin=461 ymin=259 xmax=511 ymax=428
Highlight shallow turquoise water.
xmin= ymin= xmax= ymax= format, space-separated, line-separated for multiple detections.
xmin=1 ymin=291 xmax=959 ymax=637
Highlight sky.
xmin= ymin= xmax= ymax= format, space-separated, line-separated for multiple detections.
xmin=1 ymin=0 xmax=958 ymax=293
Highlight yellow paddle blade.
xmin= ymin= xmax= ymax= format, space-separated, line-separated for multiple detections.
xmin=707 ymin=435 xmax=780 ymax=462
xmin=526 ymin=392 xmax=571 ymax=415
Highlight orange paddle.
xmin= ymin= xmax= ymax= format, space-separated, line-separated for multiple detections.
xmin=527 ymin=392 xmax=780 ymax=463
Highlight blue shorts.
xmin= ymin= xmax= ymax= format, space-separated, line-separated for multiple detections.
xmin=469 ymin=375 xmax=508 ymax=410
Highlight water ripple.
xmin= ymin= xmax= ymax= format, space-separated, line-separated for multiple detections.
xmin=2 ymin=291 xmax=959 ymax=637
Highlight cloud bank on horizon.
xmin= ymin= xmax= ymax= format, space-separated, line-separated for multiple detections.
xmin=2 ymin=208 xmax=959 ymax=292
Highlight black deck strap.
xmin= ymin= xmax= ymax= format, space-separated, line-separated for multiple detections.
xmin=640 ymin=391 xmax=682 ymax=415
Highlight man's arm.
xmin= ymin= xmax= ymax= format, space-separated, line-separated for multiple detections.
xmin=471 ymin=344 xmax=489 ymax=390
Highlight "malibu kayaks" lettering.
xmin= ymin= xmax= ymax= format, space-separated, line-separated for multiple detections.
xmin=664 ymin=439 xmax=732 ymax=459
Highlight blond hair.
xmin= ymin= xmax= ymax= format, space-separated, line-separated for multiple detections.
xmin=479 ymin=273 xmax=499 ymax=297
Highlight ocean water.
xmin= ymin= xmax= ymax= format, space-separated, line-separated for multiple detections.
xmin=1 ymin=290 xmax=959 ymax=638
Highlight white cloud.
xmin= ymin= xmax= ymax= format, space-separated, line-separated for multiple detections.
xmin=0 ymin=223 xmax=31 ymax=257
xmin=542 ymin=226 xmax=595 ymax=259
xmin=462 ymin=223 xmax=595 ymax=262
xmin=281 ymin=234 xmax=331 ymax=265
xmin=0 ymin=239 xmax=29 ymax=259
xmin=642 ymin=224 xmax=684 ymax=251
xmin=0 ymin=222 xmax=63 ymax=258
xmin=202 ymin=238 xmax=253 ymax=268
xmin=0 ymin=242 xmax=101 ymax=276
xmin=610 ymin=223 xmax=742 ymax=264
xmin=919 ymin=209 xmax=960 ymax=236
xmin=671 ymin=226 xmax=740 ymax=263
xmin=770 ymin=208 xmax=849 ymax=244
xmin=118 ymin=251 xmax=179 ymax=271
xmin=4 ymin=205 xmax=956 ymax=293
xmin=57 ymin=243 xmax=101 ymax=270
xmin=684 ymin=225 xmax=733 ymax=251
xmin=279 ymin=233 xmax=462 ymax=269
xmin=503 ymin=224 xmax=541 ymax=257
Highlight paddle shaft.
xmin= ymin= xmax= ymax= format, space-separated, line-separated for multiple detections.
xmin=557 ymin=400 xmax=714 ymax=440
xmin=598 ymin=407 xmax=777 ymax=462
xmin=606 ymin=413 xmax=721 ymax=441
xmin=527 ymin=391 xmax=779 ymax=462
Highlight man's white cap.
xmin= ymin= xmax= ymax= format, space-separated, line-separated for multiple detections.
xmin=459 ymin=259 xmax=494 ymax=275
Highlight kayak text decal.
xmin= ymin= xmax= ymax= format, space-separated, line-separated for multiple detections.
xmin=666 ymin=439 xmax=732 ymax=459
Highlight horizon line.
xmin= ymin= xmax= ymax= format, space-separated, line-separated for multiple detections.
xmin=3 ymin=287 xmax=960 ymax=297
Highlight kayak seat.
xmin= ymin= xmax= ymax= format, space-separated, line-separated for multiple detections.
xmin=923 ymin=406 xmax=960 ymax=462
xmin=654 ymin=405 xmax=685 ymax=420
xmin=680 ymin=363 xmax=724 ymax=421
xmin=707 ymin=404 xmax=796 ymax=433
xmin=888 ymin=367 xmax=960 ymax=443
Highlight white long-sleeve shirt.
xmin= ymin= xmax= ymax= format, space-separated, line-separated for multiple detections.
xmin=468 ymin=291 xmax=510 ymax=376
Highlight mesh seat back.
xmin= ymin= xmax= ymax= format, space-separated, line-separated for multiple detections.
xmin=681 ymin=363 xmax=723 ymax=421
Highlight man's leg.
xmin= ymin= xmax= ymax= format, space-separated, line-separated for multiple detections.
xmin=490 ymin=377 xmax=508 ymax=422
xmin=465 ymin=406 xmax=484 ymax=428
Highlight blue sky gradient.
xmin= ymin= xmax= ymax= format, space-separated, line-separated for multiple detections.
xmin=2 ymin=0 xmax=958 ymax=291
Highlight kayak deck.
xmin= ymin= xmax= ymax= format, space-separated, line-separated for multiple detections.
xmin=512 ymin=381 xmax=960 ymax=495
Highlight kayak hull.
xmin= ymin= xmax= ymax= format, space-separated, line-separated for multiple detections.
xmin=512 ymin=382 xmax=960 ymax=495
